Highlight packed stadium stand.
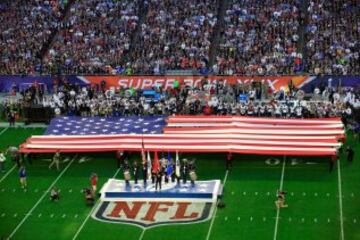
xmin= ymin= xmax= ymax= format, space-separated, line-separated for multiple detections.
xmin=0 ymin=0 xmax=358 ymax=75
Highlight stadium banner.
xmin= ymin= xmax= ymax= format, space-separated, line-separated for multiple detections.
xmin=0 ymin=75 xmax=359 ymax=93
xmin=78 ymin=75 xmax=315 ymax=92
xmin=301 ymin=75 xmax=360 ymax=92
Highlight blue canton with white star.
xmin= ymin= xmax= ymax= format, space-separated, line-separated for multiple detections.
xmin=45 ymin=116 xmax=167 ymax=135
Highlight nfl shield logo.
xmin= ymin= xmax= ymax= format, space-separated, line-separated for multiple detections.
xmin=93 ymin=201 xmax=215 ymax=228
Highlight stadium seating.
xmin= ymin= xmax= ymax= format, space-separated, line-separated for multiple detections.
xmin=0 ymin=0 xmax=358 ymax=75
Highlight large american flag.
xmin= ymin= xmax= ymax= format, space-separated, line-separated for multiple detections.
xmin=20 ymin=116 xmax=344 ymax=156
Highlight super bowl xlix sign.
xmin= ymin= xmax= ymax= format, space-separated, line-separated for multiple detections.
xmin=93 ymin=201 xmax=214 ymax=228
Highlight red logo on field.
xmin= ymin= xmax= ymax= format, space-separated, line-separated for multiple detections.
xmin=93 ymin=201 xmax=213 ymax=227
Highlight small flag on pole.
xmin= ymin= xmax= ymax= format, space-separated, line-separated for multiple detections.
xmin=152 ymin=151 xmax=159 ymax=174
xmin=141 ymin=137 xmax=146 ymax=164
xmin=175 ymin=151 xmax=180 ymax=177
xmin=167 ymin=152 xmax=173 ymax=176
xmin=147 ymin=151 xmax=152 ymax=179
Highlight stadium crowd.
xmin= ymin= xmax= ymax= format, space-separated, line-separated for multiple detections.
xmin=216 ymin=0 xmax=303 ymax=75
xmin=306 ymin=0 xmax=359 ymax=75
xmin=42 ymin=0 xmax=140 ymax=74
xmin=0 ymin=0 xmax=68 ymax=75
xmin=130 ymin=0 xmax=218 ymax=74
xmin=0 ymin=0 xmax=358 ymax=75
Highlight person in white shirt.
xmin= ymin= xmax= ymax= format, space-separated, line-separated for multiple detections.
xmin=0 ymin=151 xmax=6 ymax=172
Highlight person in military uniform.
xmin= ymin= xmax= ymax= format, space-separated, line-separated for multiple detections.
xmin=160 ymin=157 xmax=169 ymax=183
xmin=181 ymin=159 xmax=189 ymax=184
xmin=123 ymin=160 xmax=131 ymax=187
xmin=188 ymin=159 xmax=197 ymax=187
xmin=142 ymin=161 xmax=148 ymax=186
xmin=133 ymin=161 xmax=139 ymax=184
xmin=155 ymin=170 xmax=163 ymax=191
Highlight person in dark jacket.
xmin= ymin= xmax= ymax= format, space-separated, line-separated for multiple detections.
xmin=346 ymin=146 xmax=354 ymax=162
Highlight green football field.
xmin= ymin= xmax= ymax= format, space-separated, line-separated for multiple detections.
xmin=0 ymin=127 xmax=359 ymax=240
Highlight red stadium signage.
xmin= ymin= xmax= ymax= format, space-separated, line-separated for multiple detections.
xmin=92 ymin=201 xmax=214 ymax=228
xmin=80 ymin=75 xmax=314 ymax=92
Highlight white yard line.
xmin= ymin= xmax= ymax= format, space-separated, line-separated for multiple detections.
xmin=337 ymin=160 xmax=345 ymax=240
xmin=205 ymin=170 xmax=229 ymax=240
xmin=0 ymin=165 xmax=17 ymax=184
xmin=72 ymin=167 xmax=121 ymax=240
xmin=9 ymin=154 xmax=77 ymax=238
xmin=273 ymin=156 xmax=286 ymax=240
xmin=0 ymin=127 xmax=8 ymax=135
xmin=139 ymin=228 xmax=146 ymax=240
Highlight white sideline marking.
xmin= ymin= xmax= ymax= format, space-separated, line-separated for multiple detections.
xmin=72 ymin=167 xmax=121 ymax=240
xmin=337 ymin=160 xmax=345 ymax=240
xmin=9 ymin=155 xmax=76 ymax=238
xmin=273 ymin=156 xmax=286 ymax=240
xmin=0 ymin=165 xmax=16 ymax=184
xmin=205 ymin=170 xmax=229 ymax=240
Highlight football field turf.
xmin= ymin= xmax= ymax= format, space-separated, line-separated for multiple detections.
xmin=0 ymin=127 xmax=359 ymax=240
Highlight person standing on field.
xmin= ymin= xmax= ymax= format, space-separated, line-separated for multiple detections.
xmin=49 ymin=150 xmax=61 ymax=171
xmin=19 ymin=165 xmax=27 ymax=188
xmin=0 ymin=150 xmax=6 ymax=172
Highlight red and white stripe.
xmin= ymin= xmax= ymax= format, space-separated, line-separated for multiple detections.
xmin=20 ymin=116 xmax=344 ymax=156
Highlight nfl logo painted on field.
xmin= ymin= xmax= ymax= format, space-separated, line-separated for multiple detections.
xmin=92 ymin=179 xmax=222 ymax=228
xmin=93 ymin=201 xmax=215 ymax=227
